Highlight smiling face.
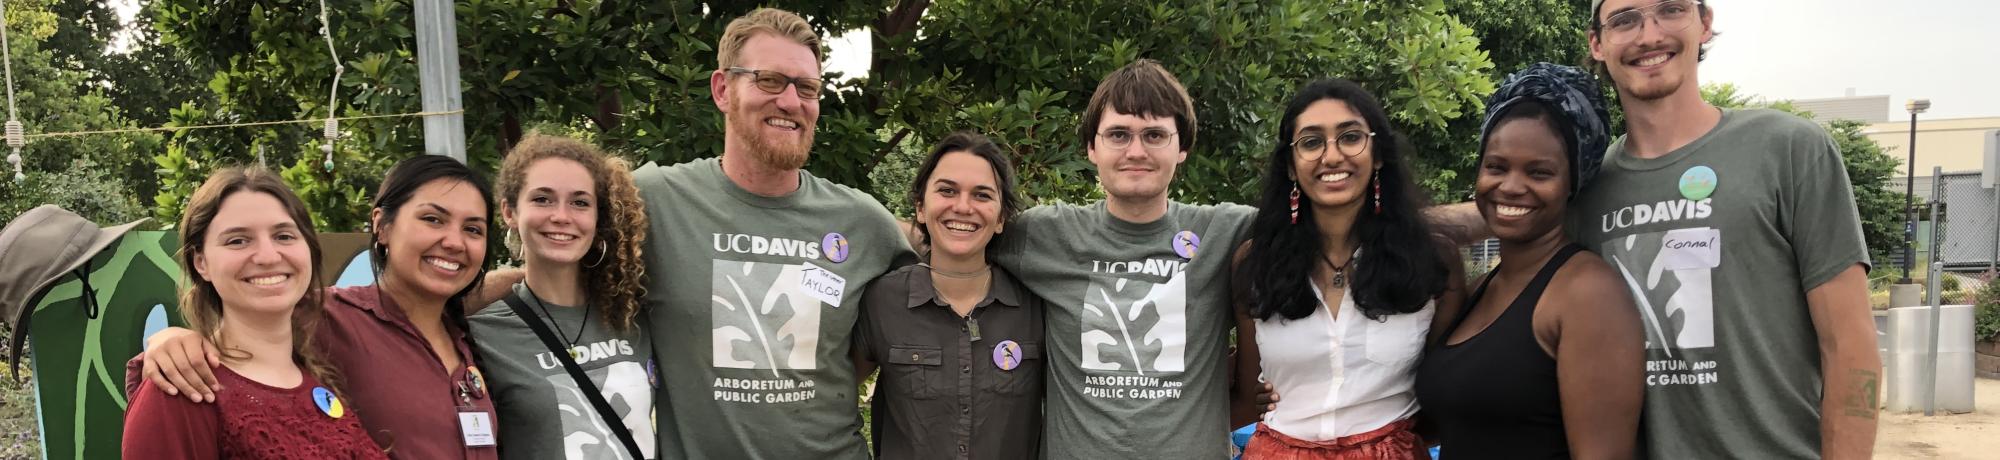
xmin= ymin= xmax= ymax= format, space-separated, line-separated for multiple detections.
xmin=1288 ymin=99 xmax=1376 ymax=213
xmin=194 ymin=191 xmax=314 ymax=317
xmin=374 ymin=179 xmax=489 ymax=302
xmin=916 ymin=151 xmax=1006 ymax=262
xmin=1589 ymin=0 xmax=1712 ymax=101
xmin=1476 ymin=115 xmax=1572 ymax=242
xmin=1087 ymin=109 xmax=1186 ymax=203
xmin=715 ymin=32 xmax=821 ymax=171
xmin=504 ymin=158 xmax=599 ymax=269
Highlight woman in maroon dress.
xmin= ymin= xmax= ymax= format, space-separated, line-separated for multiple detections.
xmin=122 ymin=167 xmax=388 ymax=459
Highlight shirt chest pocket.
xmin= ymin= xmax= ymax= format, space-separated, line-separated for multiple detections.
xmin=886 ymin=345 xmax=945 ymax=400
xmin=980 ymin=341 xmax=1042 ymax=396
xmin=1363 ymin=307 xmax=1434 ymax=367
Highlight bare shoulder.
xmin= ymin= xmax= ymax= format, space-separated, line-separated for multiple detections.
xmin=1546 ymin=252 xmax=1635 ymax=313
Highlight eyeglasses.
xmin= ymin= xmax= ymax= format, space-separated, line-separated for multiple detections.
xmin=725 ymin=67 xmax=824 ymax=100
xmin=1597 ymin=0 xmax=1704 ymax=45
xmin=1095 ymin=128 xmax=1178 ymax=151
xmin=1292 ymin=129 xmax=1374 ymax=163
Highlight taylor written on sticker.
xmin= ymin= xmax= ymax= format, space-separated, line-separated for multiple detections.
xmin=799 ymin=261 xmax=848 ymax=307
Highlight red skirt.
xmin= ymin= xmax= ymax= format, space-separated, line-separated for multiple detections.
xmin=1242 ymin=419 xmax=1422 ymax=460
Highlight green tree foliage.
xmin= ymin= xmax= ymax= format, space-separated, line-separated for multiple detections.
xmin=1701 ymin=83 xmax=1909 ymax=265
xmin=5 ymin=1 xmax=1621 ymax=234
xmin=869 ymin=0 xmax=1496 ymax=210
xmin=134 ymin=0 xmax=1498 ymax=229
xmin=0 ymin=0 xmax=162 ymax=226
xmin=1425 ymin=0 xmax=1593 ymax=201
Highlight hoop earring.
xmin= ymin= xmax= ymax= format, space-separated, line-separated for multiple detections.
xmin=584 ymin=239 xmax=609 ymax=268
xmin=1288 ymin=183 xmax=1301 ymax=224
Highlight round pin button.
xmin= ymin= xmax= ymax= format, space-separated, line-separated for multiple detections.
xmin=312 ymin=387 xmax=345 ymax=419
xmin=823 ymin=232 xmax=851 ymax=263
xmin=1172 ymin=231 xmax=1200 ymax=259
xmin=1679 ymin=165 xmax=1718 ymax=201
xmin=993 ymin=340 xmax=1023 ymax=371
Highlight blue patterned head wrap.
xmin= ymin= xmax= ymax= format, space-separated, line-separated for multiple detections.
xmin=1478 ymin=63 xmax=1612 ymax=199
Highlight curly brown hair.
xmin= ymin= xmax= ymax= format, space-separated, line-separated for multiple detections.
xmin=176 ymin=167 xmax=343 ymax=394
xmin=496 ymin=134 xmax=648 ymax=333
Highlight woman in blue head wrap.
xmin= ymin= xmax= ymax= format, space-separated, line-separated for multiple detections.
xmin=1412 ymin=63 xmax=1644 ymax=459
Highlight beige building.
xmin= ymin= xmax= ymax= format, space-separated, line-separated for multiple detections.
xmin=1864 ymin=116 xmax=2000 ymax=182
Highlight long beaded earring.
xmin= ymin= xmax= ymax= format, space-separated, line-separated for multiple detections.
xmin=1289 ymin=183 xmax=1301 ymax=224
xmin=1372 ymin=170 xmax=1382 ymax=215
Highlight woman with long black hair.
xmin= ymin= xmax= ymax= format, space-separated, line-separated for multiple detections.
xmin=1231 ymin=79 xmax=1464 ymax=459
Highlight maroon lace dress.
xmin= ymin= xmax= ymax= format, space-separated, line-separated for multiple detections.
xmin=123 ymin=364 xmax=388 ymax=459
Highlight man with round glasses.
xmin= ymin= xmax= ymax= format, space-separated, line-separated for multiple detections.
xmin=1575 ymin=1 xmax=1880 ymax=457
xmin=984 ymin=58 xmax=1258 ymax=458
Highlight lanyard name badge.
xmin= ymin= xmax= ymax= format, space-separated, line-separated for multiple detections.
xmin=457 ymin=366 xmax=496 ymax=447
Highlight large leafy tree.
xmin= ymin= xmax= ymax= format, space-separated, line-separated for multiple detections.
xmin=0 ymin=0 xmax=161 ymax=227
xmin=135 ymin=0 xmax=1498 ymax=229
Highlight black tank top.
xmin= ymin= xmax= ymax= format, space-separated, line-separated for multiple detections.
xmin=1414 ymin=244 xmax=1585 ymax=459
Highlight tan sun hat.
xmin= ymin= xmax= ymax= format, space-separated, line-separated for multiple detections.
xmin=0 ymin=205 xmax=148 ymax=376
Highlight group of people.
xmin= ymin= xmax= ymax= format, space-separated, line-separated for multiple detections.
xmin=112 ymin=1 xmax=1882 ymax=459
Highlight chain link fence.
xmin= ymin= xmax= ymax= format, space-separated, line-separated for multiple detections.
xmin=1926 ymin=172 xmax=1998 ymax=304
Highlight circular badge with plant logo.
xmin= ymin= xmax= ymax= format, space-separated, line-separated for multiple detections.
xmin=1679 ymin=165 xmax=1718 ymax=201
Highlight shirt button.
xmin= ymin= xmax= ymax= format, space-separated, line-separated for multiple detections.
xmin=912 ymin=353 xmax=921 ymax=361
xmin=962 ymin=364 xmax=970 ymax=373
xmin=959 ymin=444 xmax=967 ymax=453
xmin=961 ymin=406 xmax=970 ymax=415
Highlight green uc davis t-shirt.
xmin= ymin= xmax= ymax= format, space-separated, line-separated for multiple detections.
xmin=469 ymin=283 xmax=657 ymax=460
xmin=1567 ymin=109 xmax=1870 ymax=459
xmin=634 ymin=158 xmax=915 ymax=459
xmin=992 ymin=201 xmax=1255 ymax=459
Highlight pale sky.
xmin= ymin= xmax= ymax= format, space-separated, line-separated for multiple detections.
xmin=1701 ymin=0 xmax=2000 ymax=120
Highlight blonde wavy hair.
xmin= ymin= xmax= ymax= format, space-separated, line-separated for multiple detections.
xmin=175 ymin=167 xmax=343 ymax=394
xmin=496 ymin=134 xmax=647 ymax=333
xmin=717 ymin=8 xmax=823 ymax=70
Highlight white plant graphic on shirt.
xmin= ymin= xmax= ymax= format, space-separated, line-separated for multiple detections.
xmin=547 ymin=362 xmax=655 ymax=459
xmin=711 ymin=260 xmax=822 ymax=376
xmin=1080 ymin=271 xmax=1188 ymax=375
xmin=1604 ymin=230 xmax=1715 ymax=356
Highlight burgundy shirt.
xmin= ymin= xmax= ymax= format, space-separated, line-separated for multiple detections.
xmin=122 ymin=365 xmax=389 ymax=459
xmin=319 ymin=286 xmax=499 ymax=460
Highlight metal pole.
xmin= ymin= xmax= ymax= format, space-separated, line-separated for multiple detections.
xmin=1923 ymin=165 xmax=1945 ymax=416
xmin=415 ymin=0 xmax=467 ymax=162
xmin=1902 ymin=112 xmax=1919 ymax=283
xmin=1924 ymin=257 xmax=1942 ymax=416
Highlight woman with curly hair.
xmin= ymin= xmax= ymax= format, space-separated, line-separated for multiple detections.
xmin=468 ymin=133 xmax=655 ymax=460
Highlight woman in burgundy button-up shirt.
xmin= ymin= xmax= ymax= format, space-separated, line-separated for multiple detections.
xmin=135 ymin=156 xmax=502 ymax=460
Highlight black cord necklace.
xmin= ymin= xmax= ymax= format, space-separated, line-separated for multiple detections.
xmin=523 ymin=283 xmax=589 ymax=348
xmin=1322 ymin=253 xmax=1353 ymax=289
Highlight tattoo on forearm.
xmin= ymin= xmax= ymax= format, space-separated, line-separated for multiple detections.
xmin=1842 ymin=368 xmax=1879 ymax=419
